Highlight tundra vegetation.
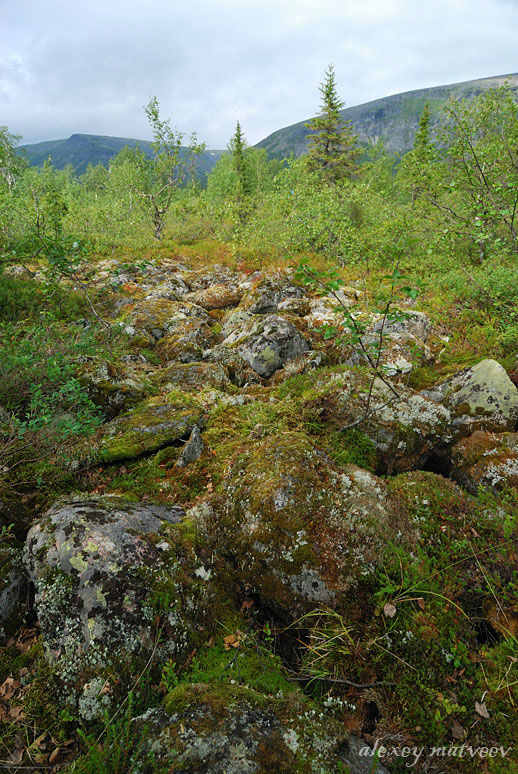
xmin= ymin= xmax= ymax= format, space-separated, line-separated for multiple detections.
xmin=0 ymin=76 xmax=517 ymax=773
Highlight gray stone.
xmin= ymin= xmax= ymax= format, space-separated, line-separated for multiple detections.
xmin=24 ymin=496 xmax=206 ymax=717
xmin=423 ymin=359 xmax=518 ymax=437
xmin=222 ymin=314 xmax=309 ymax=379
xmin=177 ymin=425 xmax=204 ymax=467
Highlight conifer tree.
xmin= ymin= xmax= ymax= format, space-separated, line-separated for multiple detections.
xmin=230 ymin=120 xmax=252 ymax=199
xmin=306 ymin=64 xmax=360 ymax=183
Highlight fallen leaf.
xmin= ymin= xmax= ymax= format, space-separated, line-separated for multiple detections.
xmin=384 ymin=602 xmax=396 ymax=618
xmin=49 ymin=748 xmax=61 ymax=764
xmin=451 ymin=720 xmax=465 ymax=740
xmin=8 ymin=705 xmax=26 ymax=721
xmin=475 ymin=701 xmax=490 ymax=719
xmin=417 ymin=598 xmax=425 ymax=610
xmin=0 ymin=677 xmax=21 ymax=700
xmin=7 ymin=748 xmax=23 ymax=765
xmin=241 ymin=598 xmax=254 ymax=612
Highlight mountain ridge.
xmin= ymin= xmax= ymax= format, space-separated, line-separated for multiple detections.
xmin=20 ymin=73 xmax=518 ymax=174
xmin=254 ymin=72 xmax=518 ymax=158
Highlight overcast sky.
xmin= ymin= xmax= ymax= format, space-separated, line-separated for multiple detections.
xmin=1 ymin=0 xmax=517 ymax=148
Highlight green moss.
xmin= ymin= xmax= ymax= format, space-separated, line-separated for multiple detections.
xmin=100 ymin=394 xmax=202 ymax=464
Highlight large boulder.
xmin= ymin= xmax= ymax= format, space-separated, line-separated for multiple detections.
xmin=77 ymin=359 xmax=149 ymax=417
xmin=24 ymin=496 xmax=211 ymax=718
xmin=100 ymin=393 xmax=203 ymax=463
xmin=186 ymin=283 xmax=243 ymax=310
xmin=123 ymin=298 xmax=211 ymax=342
xmin=136 ymin=682 xmax=358 ymax=774
xmin=196 ymin=432 xmax=414 ymax=616
xmin=451 ymin=430 xmax=518 ymax=494
xmin=220 ymin=314 xmax=309 ymax=379
xmin=423 ymin=359 xmax=518 ymax=438
xmin=0 ymin=537 xmax=26 ymax=639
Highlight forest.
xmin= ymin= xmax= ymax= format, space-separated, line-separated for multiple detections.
xmin=0 ymin=70 xmax=517 ymax=773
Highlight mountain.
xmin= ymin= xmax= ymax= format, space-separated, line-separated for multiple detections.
xmin=255 ymin=73 xmax=518 ymax=159
xmin=20 ymin=133 xmax=224 ymax=178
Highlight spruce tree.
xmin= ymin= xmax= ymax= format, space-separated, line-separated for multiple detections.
xmin=230 ymin=120 xmax=252 ymax=199
xmin=306 ymin=64 xmax=360 ymax=183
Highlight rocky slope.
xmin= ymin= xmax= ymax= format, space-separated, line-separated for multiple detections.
xmin=1 ymin=254 xmax=517 ymax=772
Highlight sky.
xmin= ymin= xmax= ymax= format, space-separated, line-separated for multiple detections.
xmin=1 ymin=0 xmax=518 ymax=148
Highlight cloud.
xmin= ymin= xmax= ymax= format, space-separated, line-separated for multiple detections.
xmin=1 ymin=0 xmax=517 ymax=146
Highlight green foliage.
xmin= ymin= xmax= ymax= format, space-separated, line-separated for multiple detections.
xmin=74 ymin=694 xmax=154 ymax=774
xmin=306 ymin=64 xmax=360 ymax=184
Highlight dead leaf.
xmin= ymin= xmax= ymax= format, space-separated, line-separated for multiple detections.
xmin=384 ymin=602 xmax=396 ymax=618
xmin=451 ymin=720 xmax=465 ymax=740
xmin=475 ymin=701 xmax=490 ymax=719
xmin=7 ymin=747 xmax=23 ymax=765
xmin=417 ymin=598 xmax=425 ymax=610
xmin=49 ymin=748 xmax=61 ymax=764
xmin=241 ymin=598 xmax=254 ymax=612
xmin=0 ymin=677 xmax=21 ymax=700
xmin=8 ymin=705 xmax=26 ymax=721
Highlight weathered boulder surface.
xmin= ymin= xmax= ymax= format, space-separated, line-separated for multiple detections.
xmin=423 ymin=359 xmax=518 ymax=438
xmin=240 ymin=274 xmax=303 ymax=315
xmin=0 ymin=539 xmax=26 ymax=638
xmin=220 ymin=314 xmax=309 ymax=379
xmin=451 ymin=430 xmax=518 ymax=494
xmin=100 ymin=393 xmax=202 ymax=463
xmin=196 ymin=432 xmax=414 ymax=615
xmin=186 ymin=283 xmax=243 ymax=310
xmin=77 ymin=359 xmax=149 ymax=417
xmin=123 ymin=298 xmax=211 ymax=342
xmin=136 ymin=682 xmax=359 ymax=774
xmin=24 ymin=496 xmax=209 ymax=718
xmin=158 ymin=361 xmax=232 ymax=391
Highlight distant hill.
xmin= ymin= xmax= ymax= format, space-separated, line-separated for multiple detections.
xmin=255 ymin=73 xmax=518 ymax=159
xmin=20 ymin=133 xmax=224 ymax=178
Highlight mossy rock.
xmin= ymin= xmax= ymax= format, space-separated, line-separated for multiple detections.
xmin=137 ymin=681 xmax=348 ymax=773
xmin=0 ymin=537 xmax=26 ymax=639
xmin=423 ymin=358 xmax=518 ymax=438
xmin=77 ymin=359 xmax=149 ymax=417
xmin=24 ymin=495 xmax=214 ymax=718
xmin=157 ymin=361 xmax=232 ymax=392
xmin=186 ymin=283 xmax=243 ymax=310
xmin=451 ymin=430 xmax=518 ymax=494
xmin=196 ymin=432 xmax=415 ymax=616
xmin=100 ymin=393 xmax=203 ymax=463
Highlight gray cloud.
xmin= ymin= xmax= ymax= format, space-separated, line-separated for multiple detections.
xmin=1 ymin=0 xmax=517 ymax=147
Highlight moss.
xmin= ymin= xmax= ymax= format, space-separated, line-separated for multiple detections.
xmin=100 ymin=393 xmax=203 ymax=464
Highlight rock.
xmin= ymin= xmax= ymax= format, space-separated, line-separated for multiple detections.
xmin=451 ymin=431 xmax=518 ymax=494
xmin=124 ymin=298 xmax=210 ymax=341
xmin=221 ymin=314 xmax=309 ymax=379
xmin=154 ymin=318 xmax=214 ymax=364
xmin=361 ymin=379 xmax=452 ymax=473
xmin=371 ymin=310 xmax=430 ymax=343
xmin=203 ymin=345 xmax=265 ymax=386
xmin=198 ymin=432 xmax=414 ymax=615
xmin=158 ymin=362 xmax=231 ymax=391
xmin=100 ymin=393 xmax=203 ymax=463
xmin=295 ymin=371 xmax=451 ymax=474
xmin=339 ymin=736 xmax=391 ymax=774
xmin=136 ymin=682 xmax=348 ymax=773
xmin=269 ymin=350 xmax=325 ymax=384
xmin=77 ymin=360 xmax=149 ymax=417
xmin=240 ymin=274 xmax=303 ymax=315
xmin=277 ymin=296 xmax=311 ymax=316
xmin=176 ymin=425 xmax=204 ymax=467
xmin=24 ymin=496 xmax=209 ymax=717
xmin=423 ymin=359 xmax=518 ymax=437
xmin=186 ymin=284 xmax=243 ymax=310
xmin=0 ymin=538 xmax=26 ymax=638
